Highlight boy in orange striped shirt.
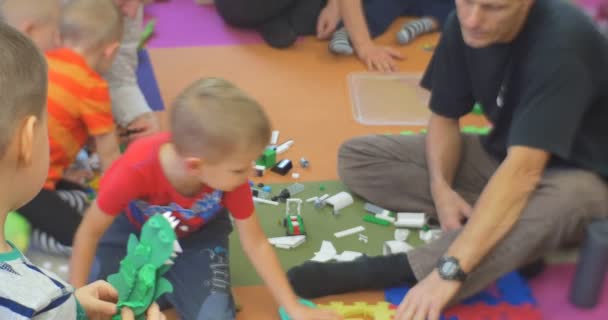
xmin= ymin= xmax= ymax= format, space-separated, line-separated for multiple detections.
xmin=17 ymin=0 xmax=124 ymax=256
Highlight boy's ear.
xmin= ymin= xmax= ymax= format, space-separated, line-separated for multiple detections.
xmin=103 ymin=41 xmax=120 ymax=59
xmin=17 ymin=116 xmax=38 ymax=166
xmin=184 ymin=157 xmax=203 ymax=174
xmin=19 ymin=21 xmax=37 ymax=38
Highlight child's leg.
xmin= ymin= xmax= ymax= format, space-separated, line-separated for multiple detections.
xmin=164 ymin=213 xmax=235 ymax=320
xmin=396 ymin=0 xmax=455 ymax=44
xmin=105 ymin=5 xmax=152 ymax=128
xmin=18 ymin=184 xmax=89 ymax=255
xmin=330 ymin=0 xmax=408 ymax=55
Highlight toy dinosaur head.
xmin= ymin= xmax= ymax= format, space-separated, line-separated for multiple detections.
xmin=136 ymin=212 xmax=182 ymax=268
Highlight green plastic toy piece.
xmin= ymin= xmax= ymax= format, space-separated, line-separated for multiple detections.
xmin=399 ymin=130 xmax=415 ymax=136
xmin=363 ymin=214 xmax=391 ymax=226
xmin=138 ymin=20 xmax=156 ymax=49
xmin=107 ymin=212 xmax=180 ymax=320
xmin=420 ymin=129 xmax=428 ymax=134
xmin=256 ymin=148 xmax=276 ymax=168
xmin=319 ymin=184 xmax=326 ymax=191
xmin=472 ymin=103 xmax=484 ymax=115
xmin=461 ymin=125 xmax=491 ymax=135
xmin=279 ymin=299 xmax=317 ymax=320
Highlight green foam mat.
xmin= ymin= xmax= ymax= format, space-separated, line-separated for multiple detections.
xmin=229 ymin=180 xmax=424 ymax=286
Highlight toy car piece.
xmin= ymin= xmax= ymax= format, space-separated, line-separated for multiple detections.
xmin=283 ymin=198 xmax=306 ymax=236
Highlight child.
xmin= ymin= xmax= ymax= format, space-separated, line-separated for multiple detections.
xmin=331 ymin=0 xmax=455 ymax=72
xmin=0 ymin=20 xmax=163 ymax=320
xmin=0 ymin=0 xmax=62 ymax=51
xmin=17 ymin=0 xmax=123 ymax=256
xmin=107 ymin=0 xmax=160 ymax=144
xmin=70 ymin=78 xmax=341 ymax=320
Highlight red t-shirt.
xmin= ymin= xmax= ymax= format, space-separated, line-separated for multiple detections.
xmin=96 ymin=133 xmax=254 ymax=238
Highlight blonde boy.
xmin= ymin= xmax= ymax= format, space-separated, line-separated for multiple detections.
xmin=0 ymin=21 xmax=163 ymax=320
xmin=70 ymin=78 xmax=341 ymax=320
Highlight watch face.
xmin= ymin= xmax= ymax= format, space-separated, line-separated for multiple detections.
xmin=438 ymin=257 xmax=465 ymax=281
xmin=440 ymin=261 xmax=458 ymax=276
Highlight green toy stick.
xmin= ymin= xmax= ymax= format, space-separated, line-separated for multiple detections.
xmin=107 ymin=212 xmax=181 ymax=320
xmin=138 ymin=20 xmax=156 ymax=49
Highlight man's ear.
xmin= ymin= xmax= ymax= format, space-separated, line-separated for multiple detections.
xmin=19 ymin=21 xmax=37 ymax=38
xmin=103 ymin=41 xmax=120 ymax=60
xmin=18 ymin=116 xmax=38 ymax=166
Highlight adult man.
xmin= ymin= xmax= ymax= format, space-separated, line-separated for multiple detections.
xmin=289 ymin=0 xmax=608 ymax=319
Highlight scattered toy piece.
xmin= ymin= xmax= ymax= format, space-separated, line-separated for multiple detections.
xmin=334 ymin=226 xmax=365 ymax=238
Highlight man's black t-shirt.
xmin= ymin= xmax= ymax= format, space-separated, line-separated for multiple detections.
xmin=421 ymin=0 xmax=608 ymax=177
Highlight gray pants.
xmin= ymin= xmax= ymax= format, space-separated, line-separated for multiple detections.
xmin=338 ymin=134 xmax=608 ymax=301
xmin=92 ymin=213 xmax=235 ymax=320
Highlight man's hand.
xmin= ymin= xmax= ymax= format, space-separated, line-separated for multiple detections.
xmin=432 ymin=187 xmax=473 ymax=231
xmin=74 ymin=281 xmax=118 ymax=319
xmin=120 ymin=112 xmax=159 ymax=144
xmin=356 ymin=43 xmax=404 ymax=72
xmin=317 ymin=1 xmax=340 ymax=39
xmin=287 ymin=305 xmax=343 ymax=320
xmin=121 ymin=303 xmax=166 ymax=320
xmin=395 ymin=271 xmax=461 ymax=320
xmin=113 ymin=0 xmax=141 ymax=18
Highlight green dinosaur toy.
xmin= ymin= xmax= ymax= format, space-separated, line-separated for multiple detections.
xmin=108 ymin=212 xmax=181 ymax=320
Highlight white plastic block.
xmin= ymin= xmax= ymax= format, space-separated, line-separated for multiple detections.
xmin=268 ymin=235 xmax=306 ymax=249
xmin=383 ymin=240 xmax=414 ymax=255
xmin=394 ymin=229 xmax=410 ymax=242
xmin=375 ymin=213 xmax=395 ymax=223
xmin=253 ymin=197 xmax=279 ymax=206
xmin=311 ymin=241 xmax=338 ymax=262
xmin=325 ymin=192 xmax=354 ymax=212
xmin=270 ymin=130 xmax=280 ymax=145
xmin=419 ymin=229 xmax=442 ymax=244
xmin=334 ymin=226 xmax=365 ymax=238
xmin=334 ymin=251 xmax=364 ymax=262
xmin=394 ymin=212 xmax=427 ymax=228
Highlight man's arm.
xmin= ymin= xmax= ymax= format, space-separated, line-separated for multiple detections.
xmin=426 ymin=113 xmax=473 ymax=230
xmin=338 ymin=0 xmax=403 ymax=71
xmin=94 ymin=131 xmax=121 ymax=171
xmin=447 ymin=146 xmax=550 ymax=272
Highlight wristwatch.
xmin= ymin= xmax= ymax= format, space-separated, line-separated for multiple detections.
xmin=437 ymin=256 xmax=468 ymax=282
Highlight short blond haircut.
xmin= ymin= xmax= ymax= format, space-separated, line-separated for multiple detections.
xmin=0 ymin=0 xmax=59 ymax=27
xmin=0 ymin=22 xmax=48 ymax=158
xmin=171 ymin=78 xmax=272 ymax=162
xmin=60 ymin=0 xmax=122 ymax=51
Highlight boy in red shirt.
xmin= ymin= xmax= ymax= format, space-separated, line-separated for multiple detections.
xmin=70 ymin=78 xmax=341 ymax=320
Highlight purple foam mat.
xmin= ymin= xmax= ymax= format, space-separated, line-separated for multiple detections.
xmin=529 ymin=263 xmax=608 ymax=319
xmin=143 ymin=0 xmax=264 ymax=48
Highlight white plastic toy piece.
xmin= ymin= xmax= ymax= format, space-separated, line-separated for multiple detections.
xmin=276 ymin=139 xmax=294 ymax=154
xmin=394 ymin=229 xmax=410 ymax=242
xmin=334 ymin=251 xmax=363 ymax=262
xmin=306 ymin=196 xmax=318 ymax=203
xmin=253 ymin=197 xmax=279 ymax=206
xmin=334 ymin=225 xmax=365 ymax=238
xmin=375 ymin=213 xmax=395 ymax=223
xmin=270 ymin=130 xmax=280 ymax=145
xmin=292 ymin=172 xmax=300 ymax=179
xmin=268 ymin=235 xmax=306 ymax=249
xmin=358 ymin=234 xmax=369 ymax=243
xmin=311 ymin=241 xmax=338 ymax=262
xmin=394 ymin=212 xmax=427 ymax=228
xmin=383 ymin=240 xmax=414 ymax=255
xmin=286 ymin=198 xmax=303 ymax=216
xmin=419 ymin=229 xmax=442 ymax=244
xmin=325 ymin=192 xmax=354 ymax=212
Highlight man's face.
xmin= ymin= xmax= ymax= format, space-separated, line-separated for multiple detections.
xmin=455 ymin=0 xmax=533 ymax=48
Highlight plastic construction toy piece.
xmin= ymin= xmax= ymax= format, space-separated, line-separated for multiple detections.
xmin=279 ymin=299 xmax=316 ymax=320
xmin=256 ymin=148 xmax=277 ymax=169
xmin=107 ymin=212 xmax=180 ymax=320
xmin=283 ymin=199 xmax=306 ymax=236
xmin=363 ymin=214 xmax=391 ymax=226
xmin=271 ymin=159 xmax=292 ymax=176
xmin=383 ymin=240 xmax=414 ymax=255
xmin=400 ymin=130 xmax=416 ymax=135
xmin=334 ymin=226 xmax=365 ymax=238
xmin=472 ymin=102 xmax=484 ymax=115
xmin=325 ymin=192 xmax=354 ymax=214
xmin=299 ymin=157 xmax=310 ymax=168
xmin=317 ymin=301 xmax=395 ymax=320
xmin=138 ymin=20 xmax=156 ymax=49
xmin=461 ymin=125 xmax=492 ymax=135
xmin=364 ymin=202 xmax=390 ymax=216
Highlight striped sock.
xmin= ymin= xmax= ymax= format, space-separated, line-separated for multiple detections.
xmin=30 ymin=229 xmax=72 ymax=256
xmin=56 ymin=190 xmax=89 ymax=214
xmin=329 ymin=27 xmax=354 ymax=55
xmin=396 ymin=17 xmax=437 ymax=45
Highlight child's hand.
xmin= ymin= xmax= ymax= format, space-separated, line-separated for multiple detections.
xmin=289 ymin=305 xmax=343 ymax=320
xmin=121 ymin=303 xmax=166 ymax=320
xmin=119 ymin=112 xmax=159 ymax=145
xmin=74 ymin=280 xmax=119 ymax=319
xmin=317 ymin=0 xmax=340 ymax=39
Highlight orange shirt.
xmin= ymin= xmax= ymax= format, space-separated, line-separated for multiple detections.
xmin=45 ymin=48 xmax=115 ymax=190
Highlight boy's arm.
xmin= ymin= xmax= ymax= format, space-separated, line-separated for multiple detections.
xmin=234 ymin=215 xmax=341 ymax=320
xmin=338 ymin=0 xmax=403 ymax=72
xmin=70 ymin=201 xmax=117 ymax=288
xmin=94 ymin=131 xmax=121 ymax=172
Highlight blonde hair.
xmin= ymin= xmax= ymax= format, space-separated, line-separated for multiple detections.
xmin=0 ymin=0 xmax=60 ymax=27
xmin=60 ymin=0 xmax=122 ymax=51
xmin=170 ymin=78 xmax=272 ymax=162
xmin=0 ymin=22 xmax=48 ymax=157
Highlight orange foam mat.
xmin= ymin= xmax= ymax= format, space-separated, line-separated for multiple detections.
xmin=150 ymin=19 xmax=488 ymax=184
